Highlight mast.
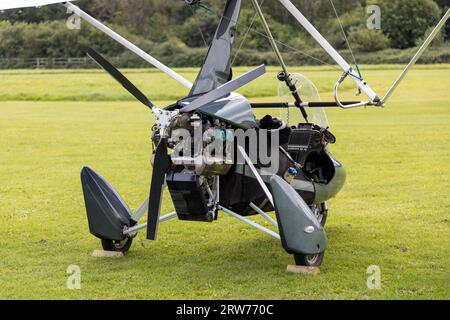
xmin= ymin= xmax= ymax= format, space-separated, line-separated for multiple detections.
xmin=249 ymin=0 xmax=309 ymax=122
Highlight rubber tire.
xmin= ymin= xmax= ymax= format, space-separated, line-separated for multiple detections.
xmin=310 ymin=203 xmax=328 ymax=227
xmin=293 ymin=204 xmax=327 ymax=266
xmin=101 ymin=237 xmax=133 ymax=253
xmin=294 ymin=251 xmax=325 ymax=267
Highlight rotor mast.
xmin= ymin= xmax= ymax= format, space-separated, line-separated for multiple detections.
xmin=249 ymin=0 xmax=309 ymax=122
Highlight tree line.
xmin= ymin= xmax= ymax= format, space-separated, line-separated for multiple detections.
xmin=0 ymin=0 xmax=448 ymax=68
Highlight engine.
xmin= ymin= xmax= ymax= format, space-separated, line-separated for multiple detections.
xmin=151 ymin=113 xmax=234 ymax=222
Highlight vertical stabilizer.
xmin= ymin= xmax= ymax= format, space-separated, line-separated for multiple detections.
xmin=189 ymin=0 xmax=242 ymax=96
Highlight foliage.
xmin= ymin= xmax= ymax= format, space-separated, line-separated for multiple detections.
xmin=348 ymin=28 xmax=391 ymax=52
xmin=235 ymin=8 xmax=295 ymax=51
xmin=379 ymin=0 xmax=442 ymax=49
xmin=417 ymin=26 xmax=446 ymax=47
xmin=178 ymin=10 xmax=218 ymax=47
xmin=0 ymin=20 xmax=155 ymax=58
xmin=320 ymin=3 xmax=367 ymax=50
xmin=0 ymin=0 xmax=448 ymax=67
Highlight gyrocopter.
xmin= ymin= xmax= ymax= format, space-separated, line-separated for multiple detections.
xmin=1 ymin=0 xmax=448 ymax=267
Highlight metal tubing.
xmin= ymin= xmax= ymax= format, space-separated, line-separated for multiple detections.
xmin=237 ymin=146 xmax=274 ymax=206
xmin=219 ymin=206 xmax=280 ymax=240
xmin=64 ymin=2 xmax=192 ymax=89
xmin=249 ymin=0 xmax=288 ymax=75
xmin=131 ymin=198 xmax=149 ymax=222
xmin=123 ymin=211 xmax=177 ymax=235
xmin=278 ymin=0 xmax=379 ymax=101
xmin=333 ymin=75 xmax=371 ymax=108
xmin=250 ymin=101 xmax=363 ymax=108
xmin=249 ymin=202 xmax=278 ymax=227
xmin=382 ymin=9 xmax=450 ymax=105
xmin=0 ymin=0 xmax=77 ymax=10
xmin=250 ymin=0 xmax=309 ymax=121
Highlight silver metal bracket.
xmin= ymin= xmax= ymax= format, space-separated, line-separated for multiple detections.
xmin=249 ymin=202 xmax=278 ymax=228
xmin=237 ymin=145 xmax=274 ymax=206
xmin=152 ymin=107 xmax=179 ymax=137
xmin=333 ymin=71 xmax=374 ymax=109
xmin=124 ymin=211 xmax=177 ymax=237
xmin=219 ymin=206 xmax=280 ymax=240
xmin=131 ymin=198 xmax=149 ymax=222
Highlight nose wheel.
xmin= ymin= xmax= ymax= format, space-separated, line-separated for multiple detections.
xmin=311 ymin=202 xmax=327 ymax=226
xmin=294 ymin=252 xmax=325 ymax=267
xmin=101 ymin=237 xmax=133 ymax=253
xmin=293 ymin=202 xmax=327 ymax=267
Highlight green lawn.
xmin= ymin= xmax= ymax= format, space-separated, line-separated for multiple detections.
xmin=0 ymin=66 xmax=449 ymax=299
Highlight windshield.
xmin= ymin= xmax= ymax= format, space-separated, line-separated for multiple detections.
xmin=278 ymin=73 xmax=329 ymax=129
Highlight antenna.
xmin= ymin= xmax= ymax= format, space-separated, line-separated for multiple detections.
xmin=381 ymin=9 xmax=450 ymax=105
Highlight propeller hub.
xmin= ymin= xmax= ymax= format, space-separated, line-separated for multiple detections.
xmin=153 ymin=108 xmax=179 ymax=137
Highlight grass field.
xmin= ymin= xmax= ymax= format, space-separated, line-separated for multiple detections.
xmin=0 ymin=65 xmax=449 ymax=299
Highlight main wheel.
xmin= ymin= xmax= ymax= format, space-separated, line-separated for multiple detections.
xmin=101 ymin=237 xmax=133 ymax=253
xmin=294 ymin=251 xmax=325 ymax=267
xmin=310 ymin=202 xmax=328 ymax=226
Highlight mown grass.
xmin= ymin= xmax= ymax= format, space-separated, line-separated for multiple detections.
xmin=0 ymin=66 xmax=449 ymax=299
xmin=1 ymin=64 xmax=450 ymax=102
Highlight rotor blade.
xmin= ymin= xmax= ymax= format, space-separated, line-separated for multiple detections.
xmin=180 ymin=65 xmax=266 ymax=113
xmin=146 ymin=138 xmax=170 ymax=240
xmin=87 ymin=48 xmax=154 ymax=109
xmin=0 ymin=0 xmax=77 ymax=10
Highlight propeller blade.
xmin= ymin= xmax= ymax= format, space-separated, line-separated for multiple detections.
xmin=87 ymin=48 xmax=154 ymax=109
xmin=180 ymin=64 xmax=266 ymax=113
xmin=146 ymin=138 xmax=170 ymax=240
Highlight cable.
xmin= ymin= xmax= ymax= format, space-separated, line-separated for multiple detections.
xmin=188 ymin=3 xmax=208 ymax=47
xmin=329 ymin=0 xmax=358 ymax=66
xmin=196 ymin=2 xmax=340 ymax=69
xmin=232 ymin=0 xmax=266 ymax=66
